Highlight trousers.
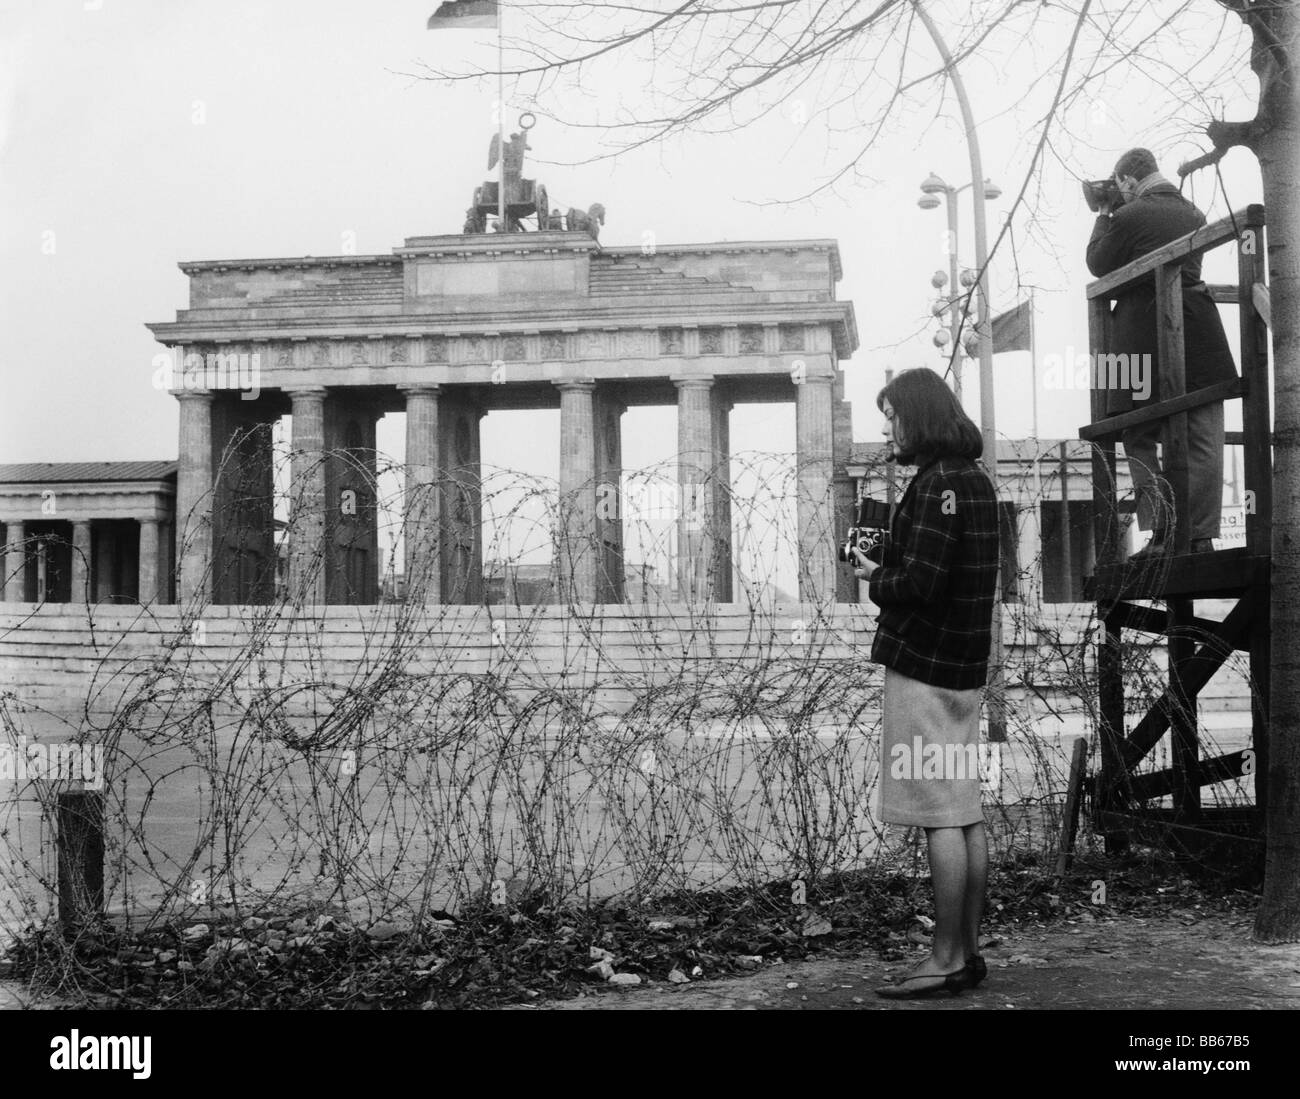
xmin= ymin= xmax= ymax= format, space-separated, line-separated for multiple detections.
xmin=1121 ymin=400 xmax=1224 ymax=542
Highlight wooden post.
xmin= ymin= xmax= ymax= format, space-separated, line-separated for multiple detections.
xmin=1055 ymin=736 xmax=1089 ymax=877
xmin=1088 ymin=294 xmax=1127 ymax=851
xmin=1058 ymin=441 xmax=1073 ymax=600
xmin=57 ymin=790 xmax=105 ymax=937
xmin=1167 ymin=598 xmax=1200 ymax=826
xmin=1154 ymin=262 xmax=1190 ymax=554
xmin=1153 ymin=258 xmax=1198 ymax=824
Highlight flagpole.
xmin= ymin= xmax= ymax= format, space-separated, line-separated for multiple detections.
xmin=1029 ymin=290 xmax=1039 ymax=447
xmin=1029 ymin=290 xmax=1044 ymax=605
xmin=497 ymin=1 xmax=506 ymax=230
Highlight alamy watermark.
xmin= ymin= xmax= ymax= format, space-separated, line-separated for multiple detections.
xmin=1042 ymin=349 xmax=1152 ymax=401
xmin=889 ymin=738 xmax=1002 ymax=790
xmin=0 ymin=736 xmax=104 ymax=789
xmin=152 ymin=349 xmax=261 ymax=400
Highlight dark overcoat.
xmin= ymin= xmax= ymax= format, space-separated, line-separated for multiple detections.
xmin=1086 ymin=182 xmax=1237 ymax=415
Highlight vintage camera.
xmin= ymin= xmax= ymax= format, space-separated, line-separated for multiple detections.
xmin=838 ymin=497 xmax=892 ymax=565
xmin=1081 ymin=177 xmax=1121 ymax=213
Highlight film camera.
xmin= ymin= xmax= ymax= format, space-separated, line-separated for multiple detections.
xmin=1081 ymin=177 xmax=1122 ymax=213
xmin=838 ymin=497 xmax=892 ymax=565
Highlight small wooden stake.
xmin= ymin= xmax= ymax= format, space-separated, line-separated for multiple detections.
xmin=1055 ymin=737 xmax=1089 ymax=878
xmin=57 ymin=789 xmax=104 ymax=936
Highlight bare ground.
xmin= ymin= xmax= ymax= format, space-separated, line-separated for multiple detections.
xmin=525 ymin=910 xmax=1300 ymax=1011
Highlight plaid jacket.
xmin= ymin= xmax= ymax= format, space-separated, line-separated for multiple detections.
xmin=867 ymin=456 xmax=1000 ymax=690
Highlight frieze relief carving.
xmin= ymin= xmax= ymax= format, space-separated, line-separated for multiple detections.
xmin=659 ymin=327 xmax=684 ymax=355
xmin=617 ymin=329 xmax=652 ymax=358
xmin=310 ymin=342 xmax=330 ymax=366
xmin=503 ymin=334 xmax=527 ymax=361
xmin=388 ymin=339 xmax=408 ymax=364
xmin=462 ymin=336 xmax=489 ymax=363
xmin=779 ymin=324 xmax=806 ymax=351
xmin=427 ymin=336 xmax=448 ymax=363
xmin=541 ymin=332 xmax=566 ymax=359
xmin=700 ymin=327 xmax=723 ymax=354
xmin=577 ymin=331 xmax=605 ymax=358
xmin=349 ymin=341 xmax=368 ymax=365
xmin=738 ymin=325 xmax=763 ymax=354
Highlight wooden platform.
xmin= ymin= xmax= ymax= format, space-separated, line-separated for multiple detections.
xmin=1083 ymin=205 xmax=1271 ymax=853
xmin=1086 ymin=547 xmax=1270 ymax=601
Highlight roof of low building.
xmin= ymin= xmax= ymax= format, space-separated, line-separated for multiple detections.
xmin=0 ymin=461 xmax=178 ymax=484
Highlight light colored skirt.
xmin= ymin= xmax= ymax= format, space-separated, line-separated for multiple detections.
xmin=877 ymin=666 xmax=984 ymax=828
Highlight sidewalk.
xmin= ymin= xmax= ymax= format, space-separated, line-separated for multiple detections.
xmin=530 ymin=910 xmax=1300 ymax=1010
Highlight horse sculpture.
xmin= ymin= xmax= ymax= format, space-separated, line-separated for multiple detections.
xmin=565 ymin=203 xmax=606 ymax=243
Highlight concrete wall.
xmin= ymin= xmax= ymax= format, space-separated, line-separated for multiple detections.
xmin=0 ymin=602 xmax=1255 ymax=733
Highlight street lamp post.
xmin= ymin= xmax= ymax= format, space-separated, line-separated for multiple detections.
xmin=912 ymin=0 xmax=1007 ymax=744
xmin=919 ymin=173 xmax=1001 ymax=401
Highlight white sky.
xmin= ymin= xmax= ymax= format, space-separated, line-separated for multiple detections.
xmin=0 ymin=0 xmax=1264 ymax=479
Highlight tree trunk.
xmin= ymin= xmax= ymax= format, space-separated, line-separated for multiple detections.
xmin=1254 ymin=0 xmax=1300 ymax=943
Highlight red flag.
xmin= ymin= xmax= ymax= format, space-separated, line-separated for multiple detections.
xmin=990 ymin=300 xmax=1032 ymax=353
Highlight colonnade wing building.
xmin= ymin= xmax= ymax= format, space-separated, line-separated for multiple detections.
xmin=146 ymin=230 xmax=860 ymax=607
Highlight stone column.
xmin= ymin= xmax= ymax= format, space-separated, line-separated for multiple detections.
xmin=831 ymin=365 xmax=859 ymax=604
xmin=594 ymin=391 xmax=626 ymax=604
xmin=710 ymin=394 xmax=734 ymax=603
xmin=675 ymin=377 xmax=715 ymax=602
xmin=438 ymin=394 xmax=484 ymax=604
xmin=288 ymin=387 xmax=328 ymax=605
xmin=175 ymin=390 xmax=214 ymax=605
xmin=323 ymin=399 xmax=381 ymax=605
xmin=556 ymin=380 xmax=598 ymax=603
xmin=138 ymin=518 xmax=161 ymax=605
xmin=210 ymin=397 xmax=276 ymax=605
xmin=4 ymin=521 xmax=25 ymax=602
xmin=95 ymin=525 xmax=118 ymax=602
xmin=401 ymin=386 xmax=441 ymax=605
xmin=71 ymin=520 xmax=92 ymax=602
xmin=795 ymin=372 xmax=837 ymax=603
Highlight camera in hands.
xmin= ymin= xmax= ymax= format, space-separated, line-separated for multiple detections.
xmin=838 ymin=497 xmax=892 ymax=565
xmin=1081 ymin=177 xmax=1121 ymax=213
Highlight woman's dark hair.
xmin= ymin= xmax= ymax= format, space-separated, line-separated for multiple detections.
xmin=877 ymin=367 xmax=982 ymax=463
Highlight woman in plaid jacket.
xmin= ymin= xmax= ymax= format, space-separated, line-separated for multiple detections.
xmin=851 ymin=367 xmax=1000 ymax=998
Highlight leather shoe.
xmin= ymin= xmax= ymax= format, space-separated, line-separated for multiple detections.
xmin=875 ymin=967 xmax=972 ymax=999
xmin=1128 ymin=539 xmax=1169 ymax=562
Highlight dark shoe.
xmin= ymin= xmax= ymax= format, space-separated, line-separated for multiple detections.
xmin=1128 ymin=538 xmax=1169 ymax=563
xmin=965 ymin=954 xmax=987 ymax=987
xmin=874 ymin=967 xmax=971 ymax=999
xmin=1189 ymin=538 xmax=1216 ymax=554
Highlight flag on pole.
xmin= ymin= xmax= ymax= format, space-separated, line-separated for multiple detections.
xmin=990 ymin=299 xmax=1032 ymax=353
xmin=427 ymin=1 xmax=499 ymax=29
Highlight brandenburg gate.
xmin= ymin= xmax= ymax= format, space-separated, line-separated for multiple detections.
xmin=147 ymin=229 xmax=859 ymax=607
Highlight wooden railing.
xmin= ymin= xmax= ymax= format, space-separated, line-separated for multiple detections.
xmin=1081 ymin=203 xmax=1271 ymax=561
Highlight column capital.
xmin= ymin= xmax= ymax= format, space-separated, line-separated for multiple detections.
xmin=172 ymin=388 xmax=215 ymax=403
xmin=553 ymin=378 xmax=596 ymax=393
xmin=398 ymin=384 xmax=441 ymax=398
xmin=794 ymin=371 xmax=836 ymax=386
xmin=672 ymin=375 xmax=715 ymax=390
xmin=286 ymin=386 xmax=328 ymax=400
